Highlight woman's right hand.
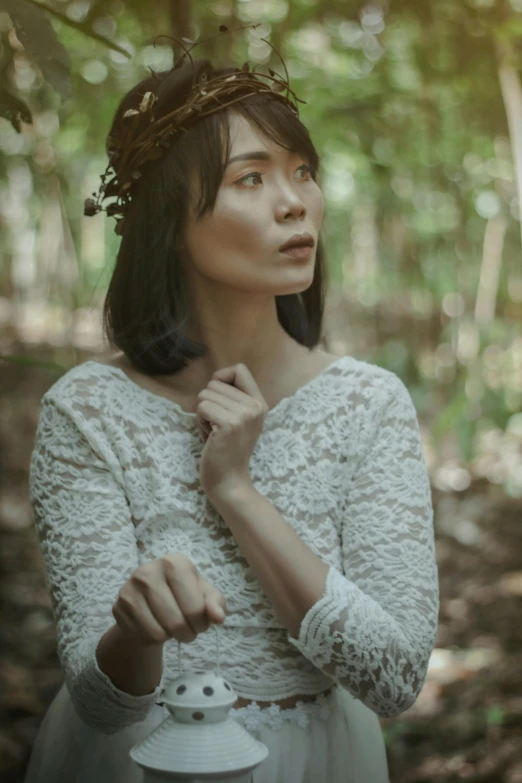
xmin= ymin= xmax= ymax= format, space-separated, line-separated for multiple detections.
xmin=112 ymin=552 xmax=227 ymax=646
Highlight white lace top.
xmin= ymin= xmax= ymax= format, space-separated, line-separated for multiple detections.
xmin=29 ymin=355 xmax=439 ymax=736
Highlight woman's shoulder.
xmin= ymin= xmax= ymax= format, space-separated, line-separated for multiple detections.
xmin=92 ymin=352 xmax=125 ymax=370
xmin=320 ymin=351 xmax=405 ymax=398
xmin=322 ymin=353 xmax=415 ymax=433
xmin=40 ymin=355 xmax=125 ymax=410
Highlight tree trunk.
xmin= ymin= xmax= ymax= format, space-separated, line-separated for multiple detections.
xmin=496 ymin=38 xmax=522 ymax=256
xmin=167 ymin=0 xmax=193 ymax=55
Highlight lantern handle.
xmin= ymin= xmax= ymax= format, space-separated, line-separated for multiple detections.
xmin=155 ymin=619 xmax=222 ymax=707
xmin=177 ymin=620 xmax=221 ymax=676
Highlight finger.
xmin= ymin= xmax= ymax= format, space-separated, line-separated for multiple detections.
xmin=131 ymin=566 xmax=197 ymax=642
xmin=162 ymin=560 xmax=209 ymax=635
xmin=198 ymin=414 xmax=213 ymax=437
xmin=197 ymin=399 xmax=233 ymax=429
xmin=113 ymin=593 xmax=169 ymax=644
xmin=212 ymin=365 xmax=266 ymax=409
xmin=145 ymin=582 xmax=201 ymax=640
xmin=200 ymin=579 xmax=227 ymax=622
xmin=206 ymin=380 xmax=265 ymax=416
xmin=198 ymin=388 xmax=240 ymax=413
xmin=206 ymin=600 xmax=226 ymax=623
xmin=206 ymin=380 xmax=246 ymax=404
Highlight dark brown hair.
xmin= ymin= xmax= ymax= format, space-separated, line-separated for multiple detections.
xmin=102 ymin=63 xmax=328 ymax=375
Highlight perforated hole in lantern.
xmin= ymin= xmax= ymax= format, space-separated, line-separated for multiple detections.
xmin=192 ymin=711 xmax=205 ymax=720
xmin=203 ymin=686 xmax=214 ymax=697
xmin=176 ymin=685 xmax=186 ymax=695
xmin=224 ymin=682 xmax=231 ymax=691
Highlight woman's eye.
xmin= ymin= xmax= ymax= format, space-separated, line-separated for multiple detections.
xmin=235 ymin=164 xmax=313 ymax=188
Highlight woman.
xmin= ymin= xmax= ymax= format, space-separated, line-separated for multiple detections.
xmin=23 ymin=42 xmax=439 ymax=783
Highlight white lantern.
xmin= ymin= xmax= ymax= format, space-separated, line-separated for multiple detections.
xmin=130 ymin=624 xmax=269 ymax=781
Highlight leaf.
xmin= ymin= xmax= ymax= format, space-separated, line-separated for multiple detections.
xmin=103 ymin=177 xmax=120 ymax=198
xmin=485 ymin=706 xmax=504 ymax=726
xmin=2 ymin=0 xmax=72 ymax=101
xmin=0 ymin=90 xmax=32 ymax=132
xmin=138 ymin=91 xmax=156 ymax=113
xmin=8 ymin=0 xmax=131 ymax=58
xmin=83 ymin=198 xmax=99 ymax=216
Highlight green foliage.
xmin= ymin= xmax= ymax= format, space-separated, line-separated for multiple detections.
xmin=485 ymin=705 xmax=505 ymax=726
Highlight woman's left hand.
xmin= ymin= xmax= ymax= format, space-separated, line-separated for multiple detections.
xmin=197 ymin=364 xmax=268 ymax=500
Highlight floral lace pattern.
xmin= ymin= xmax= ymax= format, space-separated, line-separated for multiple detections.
xmin=228 ymin=689 xmax=335 ymax=733
xmin=29 ymin=356 xmax=439 ymax=735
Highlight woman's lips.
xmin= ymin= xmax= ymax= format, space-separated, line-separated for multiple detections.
xmin=279 ymin=245 xmax=314 ymax=259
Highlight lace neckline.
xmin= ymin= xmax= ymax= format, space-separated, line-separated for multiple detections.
xmin=84 ymin=356 xmax=352 ymax=421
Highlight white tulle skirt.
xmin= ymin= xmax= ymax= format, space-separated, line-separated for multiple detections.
xmin=22 ymin=681 xmax=390 ymax=783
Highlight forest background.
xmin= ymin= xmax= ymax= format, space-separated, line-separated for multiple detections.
xmin=1 ymin=0 xmax=522 ymax=781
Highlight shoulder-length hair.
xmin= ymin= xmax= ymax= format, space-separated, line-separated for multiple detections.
xmin=102 ymin=64 xmax=328 ymax=375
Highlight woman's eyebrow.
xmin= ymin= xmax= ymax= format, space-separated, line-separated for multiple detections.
xmin=227 ymin=150 xmax=300 ymax=165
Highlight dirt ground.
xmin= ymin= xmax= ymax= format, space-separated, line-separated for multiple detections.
xmin=1 ymin=347 xmax=522 ymax=783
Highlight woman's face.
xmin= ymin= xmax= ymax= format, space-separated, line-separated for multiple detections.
xmin=180 ymin=111 xmax=324 ymax=297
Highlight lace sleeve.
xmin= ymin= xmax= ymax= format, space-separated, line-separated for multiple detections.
xmin=287 ymin=372 xmax=439 ymax=717
xmin=29 ymin=396 xmax=167 ymax=734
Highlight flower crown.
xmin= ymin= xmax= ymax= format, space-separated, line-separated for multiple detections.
xmin=84 ymin=23 xmax=306 ymax=236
